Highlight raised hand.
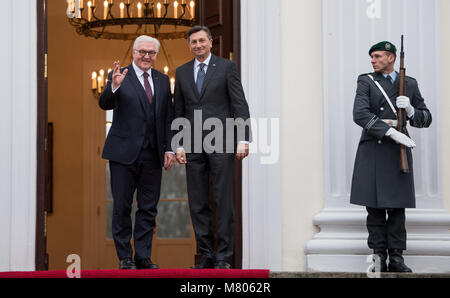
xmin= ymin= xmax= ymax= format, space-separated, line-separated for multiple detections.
xmin=111 ymin=61 xmax=128 ymax=90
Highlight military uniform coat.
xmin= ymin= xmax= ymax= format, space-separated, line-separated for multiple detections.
xmin=350 ymin=72 xmax=432 ymax=208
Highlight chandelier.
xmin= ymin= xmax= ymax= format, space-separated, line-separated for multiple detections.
xmin=66 ymin=0 xmax=195 ymax=98
xmin=66 ymin=0 xmax=197 ymax=40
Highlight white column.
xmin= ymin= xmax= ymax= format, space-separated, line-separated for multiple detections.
xmin=241 ymin=0 xmax=283 ymax=270
xmin=0 ymin=0 xmax=37 ymax=271
xmin=306 ymin=0 xmax=450 ymax=273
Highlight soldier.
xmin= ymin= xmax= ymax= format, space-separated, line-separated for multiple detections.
xmin=350 ymin=41 xmax=432 ymax=273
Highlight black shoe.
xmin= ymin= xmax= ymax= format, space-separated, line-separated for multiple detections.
xmin=388 ymin=249 xmax=413 ymax=273
xmin=119 ymin=258 xmax=137 ymax=270
xmin=214 ymin=260 xmax=231 ymax=269
xmin=135 ymin=258 xmax=159 ymax=269
xmin=191 ymin=256 xmax=215 ymax=269
xmin=371 ymin=250 xmax=388 ymax=273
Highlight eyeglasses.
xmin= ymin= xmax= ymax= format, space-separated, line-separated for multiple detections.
xmin=136 ymin=50 xmax=158 ymax=57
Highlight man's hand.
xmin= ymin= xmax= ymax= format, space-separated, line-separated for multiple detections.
xmin=396 ymin=96 xmax=415 ymax=118
xmin=112 ymin=61 xmax=129 ymax=90
xmin=176 ymin=149 xmax=187 ymax=164
xmin=385 ymin=128 xmax=416 ymax=148
xmin=236 ymin=143 xmax=249 ymax=161
xmin=164 ymin=153 xmax=175 ymax=170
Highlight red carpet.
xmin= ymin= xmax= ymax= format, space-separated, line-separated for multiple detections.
xmin=0 ymin=269 xmax=269 ymax=279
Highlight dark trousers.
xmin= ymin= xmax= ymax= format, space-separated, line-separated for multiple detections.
xmin=186 ymin=152 xmax=235 ymax=262
xmin=109 ymin=147 xmax=162 ymax=261
xmin=366 ymin=207 xmax=407 ymax=251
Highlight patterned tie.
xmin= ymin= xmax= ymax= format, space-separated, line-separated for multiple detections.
xmin=143 ymin=72 xmax=153 ymax=104
xmin=196 ymin=63 xmax=206 ymax=94
xmin=387 ymin=75 xmax=394 ymax=84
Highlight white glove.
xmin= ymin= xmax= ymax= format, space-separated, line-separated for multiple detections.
xmin=385 ymin=128 xmax=416 ymax=148
xmin=396 ymin=96 xmax=415 ymax=118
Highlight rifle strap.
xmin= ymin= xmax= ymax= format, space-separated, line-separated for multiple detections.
xmin=367 ymin=74 xmax=397 ymax=117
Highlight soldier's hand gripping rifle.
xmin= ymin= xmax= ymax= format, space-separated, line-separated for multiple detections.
xmin=397 ymin=35 xmax=409 ymax=173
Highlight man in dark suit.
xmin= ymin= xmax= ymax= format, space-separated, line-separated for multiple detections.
xmin=351 ymin=41 xmax=432 ymax=273
xmin=173 ymin=26 xmax=251 ymax=269
xmin=99 ymin=35 xmax=175 ymax=270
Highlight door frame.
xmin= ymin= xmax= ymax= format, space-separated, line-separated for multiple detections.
xmin=36 ymin=0 xmax=48 ymax=271
xmin=35 ymin=0 xmax=244 ymax=270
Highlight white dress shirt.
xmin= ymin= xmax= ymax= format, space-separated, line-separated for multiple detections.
xmin=193 ymin=53 xmax=212 ymax=82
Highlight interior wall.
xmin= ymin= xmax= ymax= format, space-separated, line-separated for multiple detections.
xmin=47 ymin=0 xmax=192 ymax=270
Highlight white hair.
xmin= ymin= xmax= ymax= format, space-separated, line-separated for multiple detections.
xmin=133 ymin=35 xmax=161 ymax=52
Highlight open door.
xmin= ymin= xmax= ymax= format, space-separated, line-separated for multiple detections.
xmin=36 ymin=0 xmax=49 ymax=271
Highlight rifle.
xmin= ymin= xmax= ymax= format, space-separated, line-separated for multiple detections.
xmin=397 ymin=35 xmax=409 ymax=173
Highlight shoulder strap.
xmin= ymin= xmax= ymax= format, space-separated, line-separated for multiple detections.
xmin=367 ymin=74 xmax=397 ymax=116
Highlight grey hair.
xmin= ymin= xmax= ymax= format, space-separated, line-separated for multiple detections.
xmin=133 ymin=35 xmax=161 ymax=52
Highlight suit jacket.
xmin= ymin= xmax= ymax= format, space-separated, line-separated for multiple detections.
xmin=173 ymin=54 xmax=251 ymax=153
xmin=350 ymin=72 xmax=432 ymax=208
xmin=99 ymin=64 xmax=174 ymax=167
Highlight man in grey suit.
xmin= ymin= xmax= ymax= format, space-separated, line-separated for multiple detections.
xmin=174 ymin=26 xmax=251 ymax=269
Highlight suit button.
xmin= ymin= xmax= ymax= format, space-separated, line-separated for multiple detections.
xmin=380 ymin=107 xmax=384 ymax=111
xmin=378 ymin=140 xmax=382 ymax=144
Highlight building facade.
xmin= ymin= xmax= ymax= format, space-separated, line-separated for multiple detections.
xmin=1 ymin=0 xmax=449 ymax=272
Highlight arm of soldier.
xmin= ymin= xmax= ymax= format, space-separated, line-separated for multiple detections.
xmin=408 ymin=81 xmax=432 ymax=128
xmin=353 ymin=76 xmax=391 ymax=139
xmin=226 ymin=62 xmax=252 ymax=143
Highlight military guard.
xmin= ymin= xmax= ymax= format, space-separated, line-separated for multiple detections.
xmin=350 ymin=41 xmax=432 ymax=272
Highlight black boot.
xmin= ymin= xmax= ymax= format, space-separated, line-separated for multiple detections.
xmin=372 ymin=249 xmax=388 ymax=273
xmin=388 ymin=249 xmax=413 ymax=273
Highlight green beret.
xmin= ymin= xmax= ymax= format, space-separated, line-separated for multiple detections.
xmin=369 ymin=41 xmax=397 ymax=56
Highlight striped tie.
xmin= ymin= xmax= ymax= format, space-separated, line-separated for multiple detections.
xmin=143 ymin=72 xmax=153 ymax=104
xmin=196 ymin=63 xmax=206 ymax=94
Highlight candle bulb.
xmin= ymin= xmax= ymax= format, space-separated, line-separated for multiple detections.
xmin=98 ymin=76 xmax=103 ymax=93
xmin=87 ymin=1 xmax=92 ymax=21
xmin=104 ymin=0 xmax=108 ymax=19
xmin=92 ymin=72 xmax=97 ymax=89
xmin=99 ymin=69 xmax=105 ymax=88
xmin=190 ymin=1 xmax=195 ymax=19
xmin=170 ymin=78 xmax=175 ymax=94
xmin=164 ymin=66 xmax=169 ymax=74
xmin=137 ymin=2 xmax=142 ymax=17
xmin=174 ymin=1 xmax=178 ymax=18
xmin=120 ymin=2 xmax=125 ymax=18
xmin=157 ymin=2 xmax=161 ymax=17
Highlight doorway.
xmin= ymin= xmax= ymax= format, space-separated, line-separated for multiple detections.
xmin=36 ymin=0 xmax=242 ymax=270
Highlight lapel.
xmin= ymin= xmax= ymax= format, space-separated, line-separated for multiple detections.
xmin=151 ymin=68 xmax=160 ymax=116
xmin=127 ymin=64 xmax=151 ymax=117
xmin=199 ymin=54 xmax=218 ymax=100
xmin=373 ymin=71 xmax=399 ymax=100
